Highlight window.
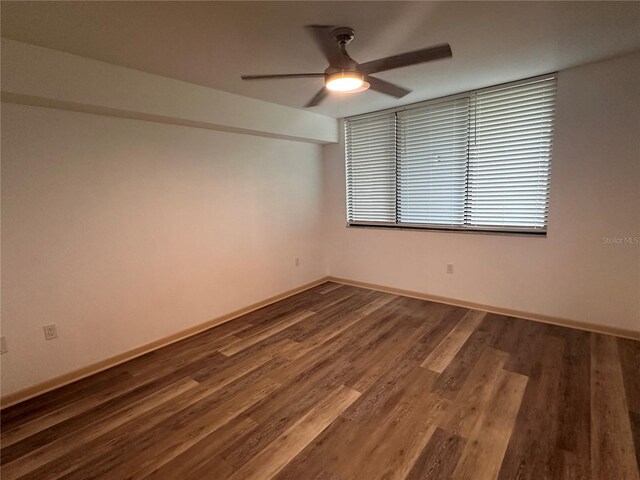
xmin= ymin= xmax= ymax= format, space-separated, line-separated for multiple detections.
xmin=345 ymin=74 xmax=557 ymax=233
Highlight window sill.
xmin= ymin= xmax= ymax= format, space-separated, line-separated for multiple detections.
xmin=346 ymin=223 xmax=547 ymax=237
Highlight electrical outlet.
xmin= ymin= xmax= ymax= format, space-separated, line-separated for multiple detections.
xmin=446 ymin=264 xmax=454 ymax=275
xmin=0 ymin=336 xmax=7 ymax=354
xmin=43 ymin=324 xmax=58 ymax=340
xmin=295 ymin=257 xmax=300 ymax=267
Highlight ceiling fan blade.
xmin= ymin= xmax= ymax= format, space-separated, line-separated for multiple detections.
xmin=305 ymin=87 xmax=329 ymax=108
xmin=366 ymin=76 xmax=411 ymax=98
xmin=305 ymin=25 xmax=344 ymax=65
xmin=360 ymin=44 xmax=452 ymax=74
xmin=241 ymin=73 xmax=324 ymax=80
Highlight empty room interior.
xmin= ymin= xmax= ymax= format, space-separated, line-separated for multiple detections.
xmin=1 ymin=1 xmax=639 ymax=479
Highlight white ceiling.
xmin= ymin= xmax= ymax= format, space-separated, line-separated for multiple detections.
xmin=2 ymin=1 xmax=639 ymax=118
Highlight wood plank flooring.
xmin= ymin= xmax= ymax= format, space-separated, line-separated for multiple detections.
xmin=1 ymin=282 xmax=639 ymax=480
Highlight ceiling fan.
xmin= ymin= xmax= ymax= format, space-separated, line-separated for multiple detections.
xmin=241 ymin=25 xmax=452 ymax=107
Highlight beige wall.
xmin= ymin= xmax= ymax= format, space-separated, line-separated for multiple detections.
xmin=1 ymin=38 xmax=338 ymax=144
xmin=323 ymin=52 xmax=640 ymax=333
xmin=2 ymin=51 xmax=638 ymax=399
xmin=1 ymin=103 xmax=326 ymax=396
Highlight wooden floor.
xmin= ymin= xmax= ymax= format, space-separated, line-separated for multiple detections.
xmin=1 ymin=282 xmax=639 ymax=480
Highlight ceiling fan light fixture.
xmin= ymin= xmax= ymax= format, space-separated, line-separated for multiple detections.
xmin=325 ymin=71 xmax=369 ymax=92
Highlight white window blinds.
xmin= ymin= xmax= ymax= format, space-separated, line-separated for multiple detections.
xmin=397 ymin=97 xmax=469 ymax=226
xmin=345 ymin=74 xmax=557 ymax=233
xmin=345 ymin=113 xmax=396 ymax=224
xmin=467 ymin=77 xmax=556 ymax=229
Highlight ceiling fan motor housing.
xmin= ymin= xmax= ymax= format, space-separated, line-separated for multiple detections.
xmin=324 ymin=63 xmax=361 ymax=77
